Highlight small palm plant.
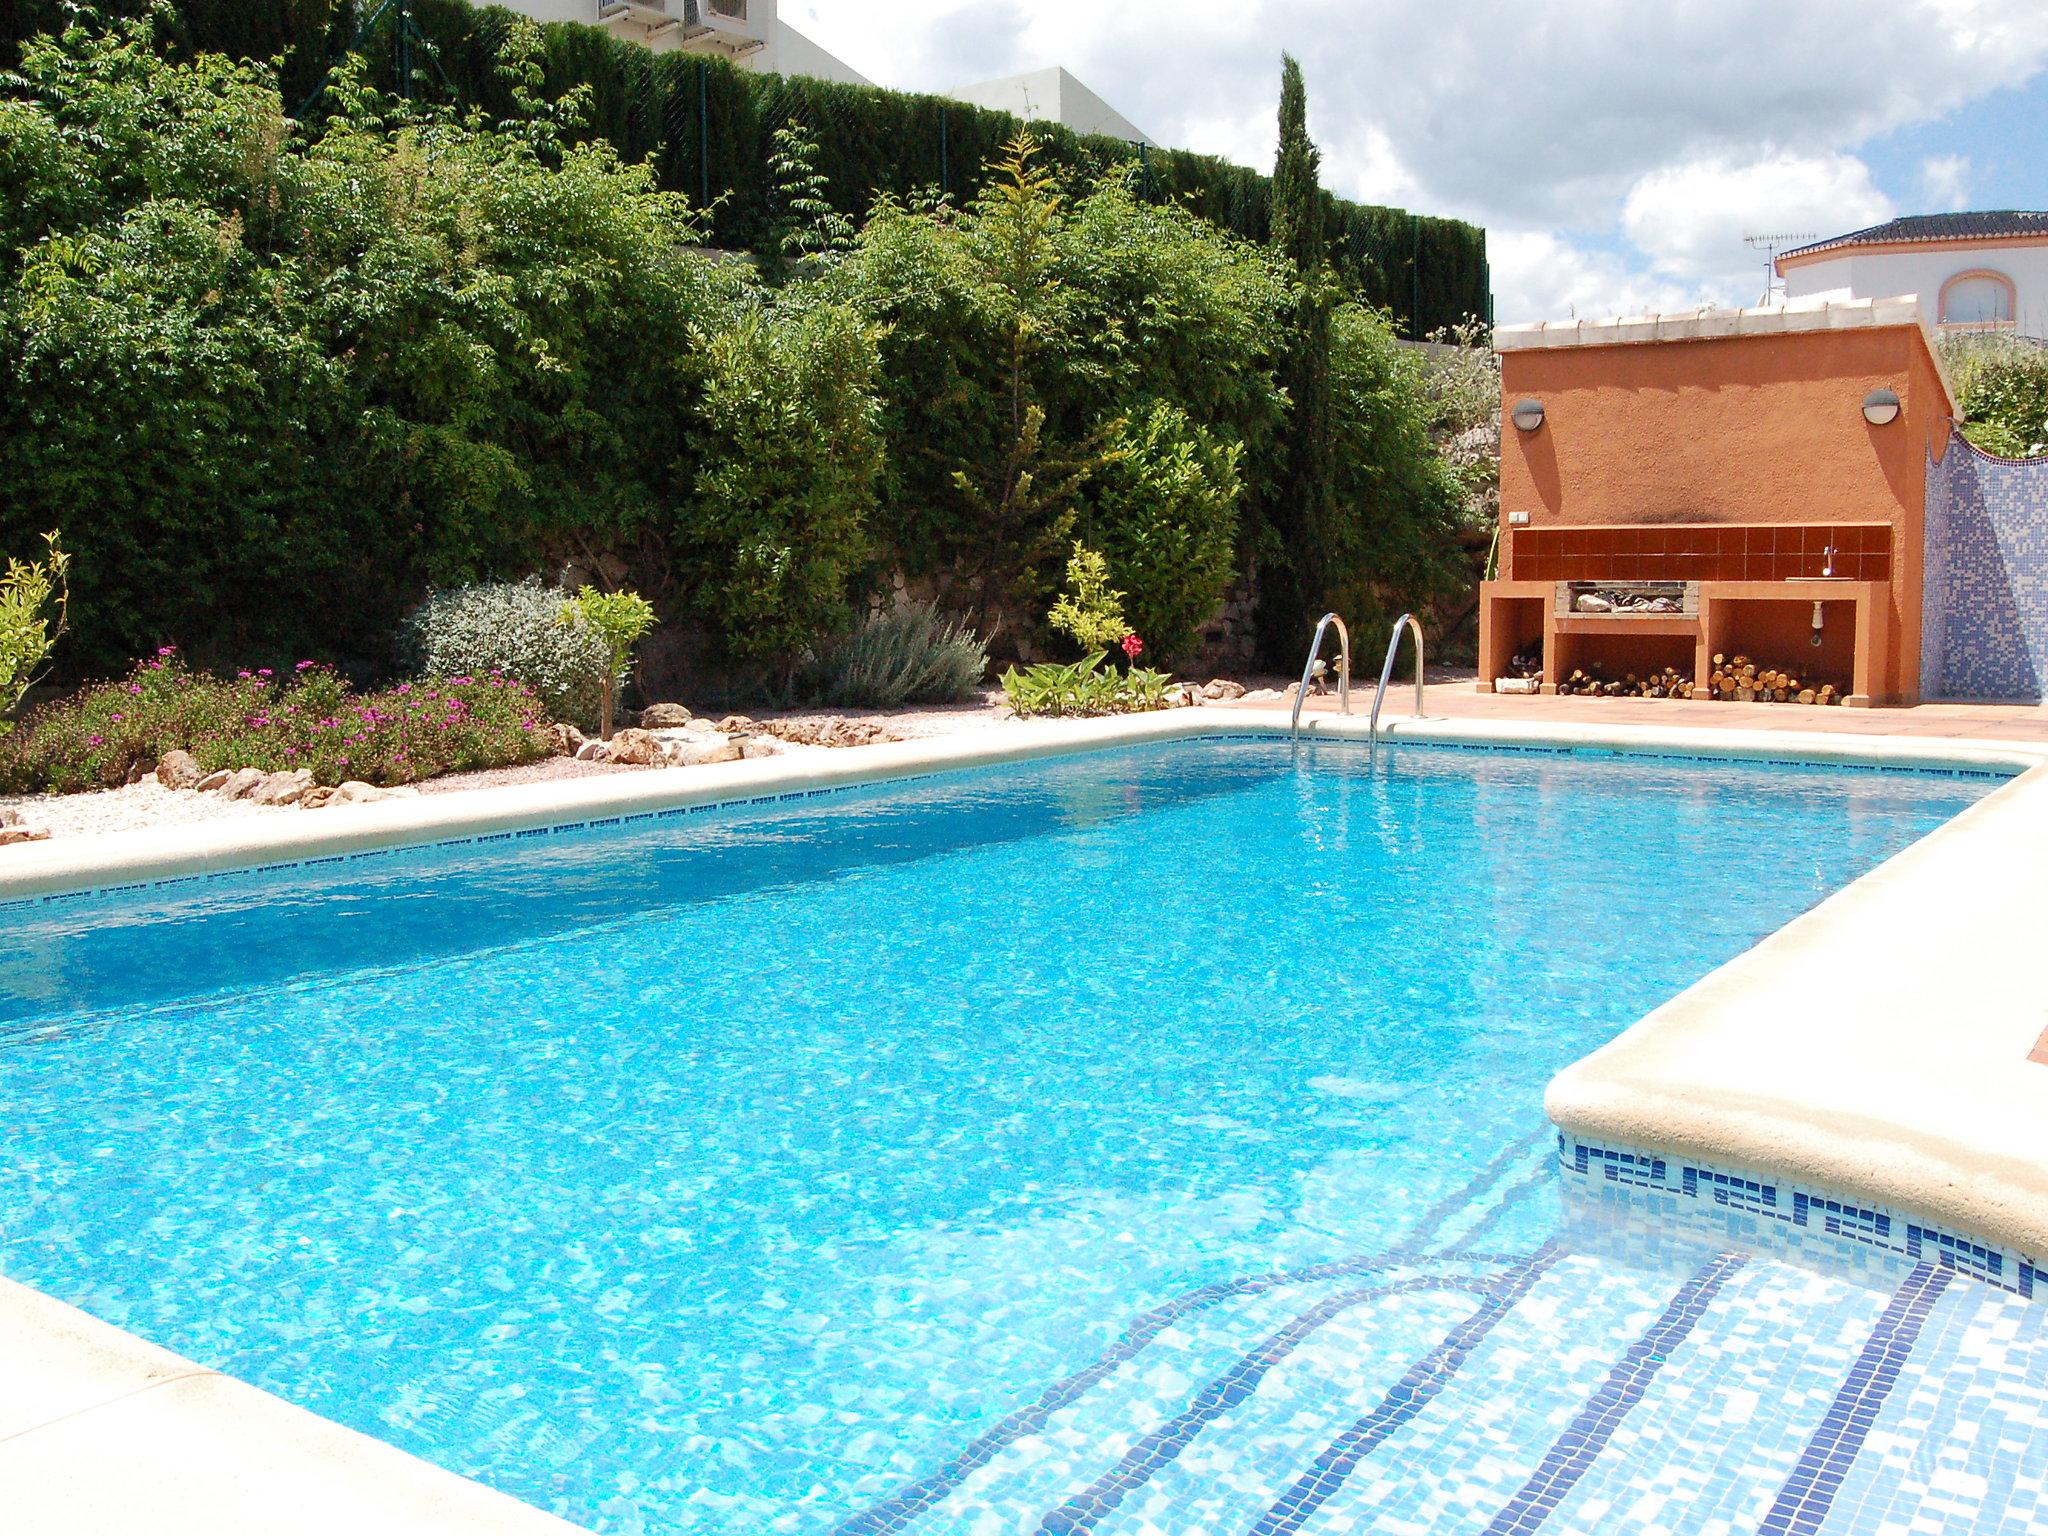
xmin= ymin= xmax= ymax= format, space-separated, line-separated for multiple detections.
xmin=559 ymin=587 xmax=657 ymax=740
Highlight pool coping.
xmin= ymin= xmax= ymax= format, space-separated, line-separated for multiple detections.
xmin=5 ymin=707 xmax=2048 ymax=1532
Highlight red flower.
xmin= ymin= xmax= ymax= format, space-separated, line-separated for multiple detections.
xmin=1121 ymin=633 xmax=1144 ymax=660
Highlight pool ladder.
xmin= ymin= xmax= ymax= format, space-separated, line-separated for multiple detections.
xmin=1290 ymin=612 xmax=1426 ymax=761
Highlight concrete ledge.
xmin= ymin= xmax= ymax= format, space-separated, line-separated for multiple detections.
xmin=0 ymin=1277 xmax=586 ymax=1535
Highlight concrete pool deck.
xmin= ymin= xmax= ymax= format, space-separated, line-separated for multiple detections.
xmin=2 ymin=704 xmax=2046 ymax=1531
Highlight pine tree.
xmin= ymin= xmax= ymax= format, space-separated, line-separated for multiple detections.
xmin=1259 ymin=54 xmax=1336 ymax=666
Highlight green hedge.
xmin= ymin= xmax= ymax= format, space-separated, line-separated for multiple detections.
xmin=2 ymin=0 xmax=1489 ymax=334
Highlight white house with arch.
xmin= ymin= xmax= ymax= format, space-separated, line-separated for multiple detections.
xmin=1777 ymin=211 xmax=2048 ymax=339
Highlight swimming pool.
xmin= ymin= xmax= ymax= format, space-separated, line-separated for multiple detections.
xmin=2 ymin=737 xmax=2043 ymax=1534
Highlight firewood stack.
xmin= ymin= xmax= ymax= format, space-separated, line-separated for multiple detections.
xmin=1554 ymin=664 xmax=1695 ymax=699
xmin=1706 ymin=654 xmax=1841 ymax=705
xmin=1508 ymin=646 xmax=1544 ymax=681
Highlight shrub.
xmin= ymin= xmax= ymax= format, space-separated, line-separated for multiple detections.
xmin=0 ymin=652 xmax=553 ymax=795
xmin=403 ymin=579 xmax=610 ymax=729
xmin=1000 ymin=652 xmax=1173 ymax=718
xmin=1081 ymin=404 xmax=1241 ymax=664
xmin=1941 ymin=334 xmax=2048 ymax=459
xmin=1047 ymin=545 xmax=1132 ymax=655
xmin=1 ymin=530 xmax=67 ymax=729
xmin=800 ymin=603 xmax=988 ymax=708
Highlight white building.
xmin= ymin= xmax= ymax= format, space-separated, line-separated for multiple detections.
xmin=1778 ymin=212 xmax=2048 ymax=339
xmin=947 ymin=66 xmax=1154 ymax=146
xmin=498 ymin=0 xmax=871 ymax=85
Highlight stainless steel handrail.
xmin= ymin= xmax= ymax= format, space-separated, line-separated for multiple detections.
xmin=1367 ymin=613 xmax=1425 ymax=761
xmin=1289 ymin=612 xmax=1351 ymax=742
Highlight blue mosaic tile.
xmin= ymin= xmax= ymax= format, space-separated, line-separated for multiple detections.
xmin=1561 ymin=1135 xmax=2040 ymax=1302
xmin=1924 ymin=442 xmax=2048 ymax=701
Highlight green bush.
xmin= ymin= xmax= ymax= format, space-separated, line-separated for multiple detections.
xmin=800 ymin=602 xmax=988 ymax=708
xmin=679 ymin=296 xmax=885 ymax=672
xmin=1081 ymin=404 xmax=1241 ymax=664
xmin=402 ymin=579 xmax=610 ymax=728
xmin=1942 ymin=335 xmax=2048 ymax=459
xmin=1000 ymin=652 xmax=1173 ymax=718
xmin=0 ymin=651 xmax=553 ymax=794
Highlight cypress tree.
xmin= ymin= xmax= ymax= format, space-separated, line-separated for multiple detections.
xmin=1259 ymin=53 xmax=1335 ymax=666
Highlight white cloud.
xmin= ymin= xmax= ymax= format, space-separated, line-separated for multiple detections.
xmin=785 ymin=0 xmax=2048 ymax=321
xmin=1620 ymin=152 xmax=1892 ymax=297
xmin=1920 ymin=153 xmax=1973 ymax=210
xmin=1489 ymin=232 xmax=1709 ymax=328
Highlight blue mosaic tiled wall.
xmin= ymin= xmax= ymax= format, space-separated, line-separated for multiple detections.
xmin=1922 ymin=441 xmax=2048 ymax=700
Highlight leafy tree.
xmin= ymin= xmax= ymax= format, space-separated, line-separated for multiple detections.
xmin=768 ymin=118 xmax=854 ymax=263
xmin=559 ymin=585 xmax=656 ymax=739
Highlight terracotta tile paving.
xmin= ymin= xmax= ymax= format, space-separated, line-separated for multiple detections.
xmin=1236 ymin=675 xmax=2048 ymax=745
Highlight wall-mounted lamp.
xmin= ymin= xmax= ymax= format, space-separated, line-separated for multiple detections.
xmin=1861 ymin=387 xmax=1901 ymax=427
xmin=1510 ymin=397 xmax=1545 ymax=432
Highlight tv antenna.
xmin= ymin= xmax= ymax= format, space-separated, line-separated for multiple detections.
xmin=1744 ymin=231 xmax=1819 ymax=305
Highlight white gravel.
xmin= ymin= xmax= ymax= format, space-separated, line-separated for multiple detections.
xmin=0 ymin=779 xmax=291 ymax=841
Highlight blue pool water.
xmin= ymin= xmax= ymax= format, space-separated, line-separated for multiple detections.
xmin=2 ymin=738 xmax=2043 ymax=1536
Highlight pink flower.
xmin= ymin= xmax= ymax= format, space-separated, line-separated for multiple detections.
xmin=129 ymin=685 xmax=142 ymax=695
xmin=238 ymin=670 xmax=252 ymax=680
xmin=1121 ymin=633 xmax=1144 ymax=660
xmin=395 ymin=683 xmax=412 ymax=695
xmin=110 ymin=713 xmax=123 ymax=722
xmin=296 ymin=660 xmax=315 ymax=671
xmin=257 ymin=668 xmax=273 ymax=678
xmin=157 ymin=646 xmax=175 ymax=657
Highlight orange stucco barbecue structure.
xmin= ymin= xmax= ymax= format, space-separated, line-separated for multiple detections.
xmin=1478 ymin=297 xmax=1956 ymax=707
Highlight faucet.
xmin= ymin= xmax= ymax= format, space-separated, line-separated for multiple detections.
xmin=1821 ymin=543 xmax=1836 ymax=578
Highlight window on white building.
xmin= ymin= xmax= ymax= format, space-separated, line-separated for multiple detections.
xmin=1939 ymin=272 xmax=2015 ymax=328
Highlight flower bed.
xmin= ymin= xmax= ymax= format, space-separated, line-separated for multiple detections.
xmin=0 ymin=651 xmax=553 ymax=795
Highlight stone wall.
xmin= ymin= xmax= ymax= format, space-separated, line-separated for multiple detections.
xmin=1922 ymin=442 xmax=2048 ymax=701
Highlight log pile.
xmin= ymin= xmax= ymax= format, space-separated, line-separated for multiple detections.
xmin=1554 ymin=664 xmax=1694 ymax=699
xmin=1507 ymin=646 xmax=1544 ymax=681
xmin=1705 ymin=654 xmax=1841 ymax=706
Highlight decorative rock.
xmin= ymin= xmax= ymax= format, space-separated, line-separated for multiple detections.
xmin=637 ymin=703 xmax=695 ymax=728
xmin=738 ymin=736 xmax=781 ymax=760
xmin=575 ymin=740 xmax=607 ymax=762
xmin=0 ymin=825 xmax=52 ymax=846
xmin=156 ymin=750 xmax=203 ymax=790
xmin=712 ymin=715 xmax=758 ymax=735
xmin=250 ymin=769 xmax=314 ymax=806
xmin=1241 ymin=687 xmax=1284 ymax=703
xmin=330 ymin=780 xmax=416 ymax=805
xmin=664 ymin=736 xmax=743 ymax=767
xmin=214 ymin=767 xmax=268 ymax=801
xmin=548 ymin=722 xmax=587 ymax=757
xmin=599 ymin=728 xmax=666 ymax=767
xmin=126 ymin=758 xmax=160 ymax=785
xmin=299 ymin=785 xmax=337 ymax=810
xmin=194 ymin=769 xmax=234 ymax=793
xmin=1201 ymin=678 xmax=1247 ymax=701
xmin=1168 ymin=684 xmax=1203 ymax=708
xmin=760 ymin=718 xmax=899 ymax=749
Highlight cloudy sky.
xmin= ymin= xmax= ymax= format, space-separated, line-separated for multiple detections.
xmin=783 ymin=0 xmax=2048 ymax=325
